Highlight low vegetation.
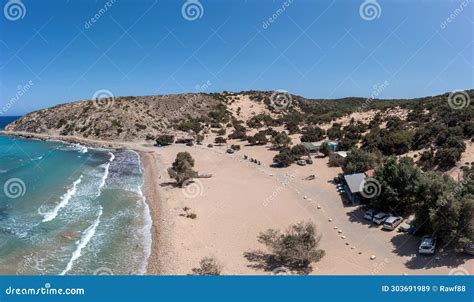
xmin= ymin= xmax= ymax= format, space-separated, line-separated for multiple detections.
xmin=257 ymin=222 xmax=325 ymax=271
xmin=167 ymin=152 xmax=198 ymax=187
xmin=192 ymin=257 xmax=222 ymax=275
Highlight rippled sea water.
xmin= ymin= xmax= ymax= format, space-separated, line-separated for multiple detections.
xmin=0 ymin=117 xmax=151 ymax=275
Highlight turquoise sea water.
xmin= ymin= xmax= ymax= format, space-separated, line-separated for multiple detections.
xmin=0 ymin=117 xmax=151 ymax=275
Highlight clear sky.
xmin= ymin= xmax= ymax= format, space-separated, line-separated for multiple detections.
xmin=0 ymin=0 xmax=472 ymax=115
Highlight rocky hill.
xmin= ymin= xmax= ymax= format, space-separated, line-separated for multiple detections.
xmin=5 ymin=94 xmax=221 ymax=141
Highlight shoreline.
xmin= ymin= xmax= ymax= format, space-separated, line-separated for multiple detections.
xmin=1 ymin=130 xmax=168 ymax=275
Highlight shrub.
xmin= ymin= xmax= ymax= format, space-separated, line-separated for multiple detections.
xmin=167 ymin=152 xmax=198 ymax=187
xmin=192 ymin=257 xmax=222 ymax=275
xmin=258 ymin=222 xmax=325 ymax=270
xmin=300 ymin=126 xmax=325 ymax=142
xmin=215 ymin=136 xmax=227 ymax=145
xmin=248 ymin=132 xmax=268 ymax=145
xmin=291 ymin=144 xmax=307 ymax=159
xmin=320 ymin=142 xmax=331 ymax=157
xmin=273 ymin=149 xmax=294 ymax=167
xmin=156 ymin=135 xmax=174 ymax=146
xmin=342 ymin=149 xmax=380 ymax=174
xmin=272 ymin=132 xmax=291 ymax=149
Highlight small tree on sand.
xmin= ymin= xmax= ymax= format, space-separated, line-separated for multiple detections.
xmin=192 ymin=256 xmax=222 ymax=275
xmin=168 ymin=152 xmax=198 ymax=187
xmin=257 ymin=221 xmax=325 ymax=270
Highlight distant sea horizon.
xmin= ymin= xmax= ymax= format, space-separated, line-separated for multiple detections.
xmin=0 ymin=116 xmax=152 ymax=275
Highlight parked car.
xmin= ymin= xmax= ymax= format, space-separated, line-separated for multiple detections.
xmin=207 ymin=144 xmax=213 ymax=148
xmin=372 ymin=212 xmax=390 ymax=225
xmin=297 ymin=160 xmax=307 ymax=166
xmin=363 ymin=209 xmax=376 ymax=221
xmin=382 ymin=216 xmax=403 ymax=231
xmin=464 ymin=242 xmax=474 ymax=256
xmin=419 ymin=236 xmax=437 ymax=255
xmin=398 ymin=217 xmax=414 ymax=232
xmin=186 ymin=141 xmax=194 ymax=146
xmin=226 ymin=148 xmax=234 ymax=154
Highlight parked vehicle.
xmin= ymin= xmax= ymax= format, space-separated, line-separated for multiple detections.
xmin=398 ymin=217 xmax=414 ymax=232
xmin=464 ymin=242 xmax=474 ymax=256
xmin=207 ymin=144 xmax=213 ymax=148
xmin=382 ymin=216 xmax=403 ymax=231
xmin=419 ymin=236 xmax=437 ymax=255
xmin=363 ymin=209 xmax=376 ymax=221
xmin=186 ymin=141 xmax=194 ymax=146
xmin=226 ymin=148 xmax=234 ymax=154
xmin=372 ymin=212 xmax=390 ymax=225
xmin=297 ymin=160 xmax=307 ymax=166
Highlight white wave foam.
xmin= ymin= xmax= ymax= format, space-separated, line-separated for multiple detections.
xmin=42 ymin=175 xmax=83 ymax=223
xmin=55 ymin=142 xmax=88 ymax=154
xmin=98 ymin=152 xmax=115 ymax=193
xmin=132 ymin=151 xmax=152 ymax=275
xmin=60 ymin=208 xmax=103 ymax=275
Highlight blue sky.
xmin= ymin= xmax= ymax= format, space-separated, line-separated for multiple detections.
xmin=0 ymin=0 xmax=472 ymax=115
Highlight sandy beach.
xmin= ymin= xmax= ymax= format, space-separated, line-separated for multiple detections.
xmin=2 ymin=130 xmax=472 ymax=275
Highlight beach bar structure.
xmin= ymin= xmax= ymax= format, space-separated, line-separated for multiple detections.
xmin=342 ymin=173 xmax=366 ymax=205
xmin=301 ymin=140 xmax=339 ymax=154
